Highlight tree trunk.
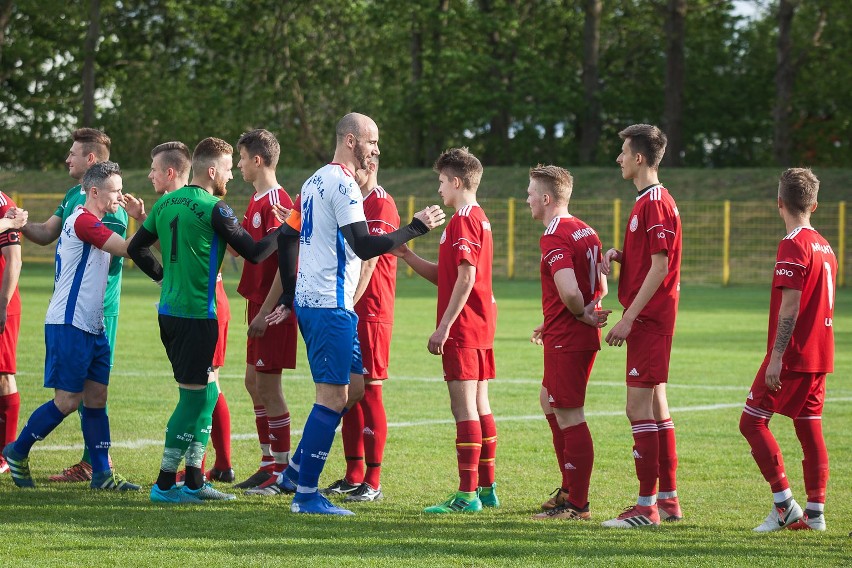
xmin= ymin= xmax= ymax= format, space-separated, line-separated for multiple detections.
xmin=773 ymin=0 xmax=796 ymax=167
xmin=579 ymin=0 xmax=602 ymax=165
xmin=0 ymin=0 xmax=14 ymax=68
xmin=410 ymin=12 xmax=424 ymax=166
xmin=425 ymin=0 xmax=449 ymax=163
xmin=662 ymin=0 xmax=686 ymax=167
xmin=82 ymin=0 xmax=100 ymax=127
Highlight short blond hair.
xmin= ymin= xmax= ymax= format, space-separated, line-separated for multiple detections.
xmin=529 ymin=164 xmax=573 ymax=205
xmin=778 ymin=168 xmax=819 ymax=215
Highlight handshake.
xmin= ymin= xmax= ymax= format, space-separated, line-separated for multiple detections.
xmin=3 ymin=207 xmax=28 ymax=231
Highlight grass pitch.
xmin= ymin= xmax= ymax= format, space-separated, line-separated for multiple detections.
xmin=1 ymin=266 xmax=851 ymax=567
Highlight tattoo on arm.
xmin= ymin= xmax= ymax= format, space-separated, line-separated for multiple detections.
xmin=773 ymin=315 xmax=796 ymax=355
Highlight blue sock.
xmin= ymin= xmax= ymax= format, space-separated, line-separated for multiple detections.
xmin=296 ymin=404 xmax=341 ymax=492
xmin=13 ymin=400 xmax=67 ymax=455
xmin=81 ymin=406 xmax=111 ymax=475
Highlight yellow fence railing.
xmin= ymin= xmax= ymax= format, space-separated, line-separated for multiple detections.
xmin=11 ymin=193 xmax=849 ymax=286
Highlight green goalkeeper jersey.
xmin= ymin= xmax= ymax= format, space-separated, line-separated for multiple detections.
xmin=55 ymin=184 xmax=128 ymax=317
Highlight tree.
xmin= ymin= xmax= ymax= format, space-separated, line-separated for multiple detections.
xmin=579 ymin=0 xmax=603 ymax=165
xmin=81 ymin=0 xmax=100 ymax=127
xmin=662 ymin=0 xmax=686 ymax=167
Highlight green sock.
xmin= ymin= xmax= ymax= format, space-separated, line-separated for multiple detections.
xmin=160 ymin=387 xmax=207 ymax=473
xmin=185 ymin=382 xmax=220 ymax=469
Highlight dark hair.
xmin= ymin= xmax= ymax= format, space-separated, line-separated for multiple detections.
xmin=151 ymin=141 xmax=191 ymax=178
xmin=82 ymin=160 xmax=121 ymax=192
xmin=433 ymin=147 xmax=483 ymax=190
xmin=618 ymin=124 xmax=667 ymax=169
xmin=237 ymin=129 xmax=280 ymax=168
xmin=778 ymin=168 xmax=819 ymax=215
xmin=72 ymin=128 xmax=111 ymax=161
xmin=529 ymin=164 xmax=573 ymax=205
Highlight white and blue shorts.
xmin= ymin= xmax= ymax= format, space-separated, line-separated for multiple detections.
xmin=297 ymin=307 xmax=363 ymax=385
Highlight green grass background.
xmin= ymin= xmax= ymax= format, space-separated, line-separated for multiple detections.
xmin=1 ymin=266 xmax=851 ymax=566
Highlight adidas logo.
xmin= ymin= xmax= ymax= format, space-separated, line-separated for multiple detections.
xmin=363 ymin=427 xmax=375 ymax=436
xmin=629 ymin=368 xmax=640 ymax=377
xmin=633 ymin=449 xmax=642 ymax=459
xmin=548 ymin=395 xmax=554 ymax=403
xmin=564 ymin=462 xmax=576 ymax=470
xmin=747 ymin=391 xmax=754 ymax=400
xmin=256 ymin=359 xmax=264 ymax=366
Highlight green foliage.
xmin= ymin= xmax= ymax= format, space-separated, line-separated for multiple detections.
xmin=2 ymin=1 xmax=852 ymax=169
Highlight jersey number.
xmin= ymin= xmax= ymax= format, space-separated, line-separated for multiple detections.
xmin=169 ymin=216 xmax=179 ymax=262
xmin=825 ymin=261 xmax=834 ymax=309
xmin=586 ymin=245 xmax=600 ymax=294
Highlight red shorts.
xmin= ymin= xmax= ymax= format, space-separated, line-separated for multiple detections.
xmin=625 ymin=326 xmax=672 ymax=387
xmin=246 ymin=300 xmax=297 ymax=373
xmin=442 ymin=341 xmax=495 ymax=381
xmin=0 ymin=313 xmax=21 ymax=374
xmin=747 ymin=360 xmax=826 ymax=418
xmin=358 ymin=319 xmax=392 ymax=380
xmin=212 ymin=319 xmax=228 ymax=368
xmin=543 ymin=350 xmax=597 ymax=408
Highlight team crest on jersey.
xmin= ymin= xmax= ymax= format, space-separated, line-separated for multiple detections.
xmin=252 ymin=212 xmax=262 ymax=228
xmin=629 ymin=215 xmax=638 ymax=232
xmin=440 ymin=229 xmax=447 ymax=244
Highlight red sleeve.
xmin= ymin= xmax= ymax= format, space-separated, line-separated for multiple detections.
xmin=644 ymin=200 xmax=677 ymax=255
xmin=451 ymin=214 xmax=483 ymax=267
xmin=366 ymin=196 xmax=400 ymax=236
xmin=264 ymin=189 xmax=293 ymax=233
xmin=74 ymin=211 xmax=113 ymax=248
xmin=540 ymin=232 xmax=574 ymax=276
xmin=773 ymin=238 xmax=807 ymax=291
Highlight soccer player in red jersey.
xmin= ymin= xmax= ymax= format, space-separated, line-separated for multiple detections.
xmin=525 ymin=165 xmax=611 ymax=521
xmin=232 ymin=129 xmax=299 ymax=495
xmin=740 ymin=168 xmax=836 ymax=532
xmin=397 ymin=147 xmax=498 ymax=514
xmin=601 ymin=124 xmax=683 ymax=528
xmin=0 ymin=191 xmax=25 ymax=475
xmin=322 ymin=156 xmax=399 ymax=503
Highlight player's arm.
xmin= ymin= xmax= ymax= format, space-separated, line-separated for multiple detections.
xmin=1 ymin=208 xmax=28 ymax=231
xmin=601 ymin=248 xmax=622 ymax=275
xmin=428 ymin=261 xmax=475 ymax=355
xmin=554 ymin=268 xmax=611 ymax=329
xmin=605 ymin=251 xmax=667 ymax=346
xmin=127 ymin=227 xmax=164 ymax=282
xmin=395 ymin=245 xmax=439 ymax=285
xmin=353 ymin=258 xmax=379 ymax=305
xmin=19 ymin=214 xmax=62 ymax=246
xmin=265 ymin=222 xmax=300 ymax=325
xmin=248 ymin=270 xmax=285 ymax=338
xmin=0 ymin=240 xmax=22 ymax=334
xmin=764 ymin=287 xmax=801 ymax=391
xmin=339 ymin=203 xmax=444 ymax=261
xmin=211 ymin=202 xmax=278 ymax=264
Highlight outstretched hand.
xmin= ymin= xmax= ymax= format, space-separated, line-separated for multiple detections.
xmin=577 ymin=303 xmax=612 ymax=328
xmin=414 ymin=205 xmax=446 ymax=230
xmin=124 ymin=193 xmax=146 ymax=221
xmin=272 ymin=202 xmax=294 ymax=225
xmin=265 ymin=304 xmax=292 ymax=326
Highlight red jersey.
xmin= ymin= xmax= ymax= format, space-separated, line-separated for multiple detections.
xmin=766 ymin=226 xmax=836 ymax=373
xmin=237 ymin=187 xmax=294 ymax=304
xmin=355 ymin=186 xmax=400 ymax=324
xmin=0 ymin=192 xmax=22 ymax=317
xmin=618 ymin=184 xmax=681 ymax=335
xmin=539 ymin=215 xmax=603 ymax=352
xmin=437 ymin=204 xmax=495 ymax=349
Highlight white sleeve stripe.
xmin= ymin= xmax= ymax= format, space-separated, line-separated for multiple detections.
xmin=542 ymin=249 xmax=564 ymax=261
xmin=775 ymin=261 xmax=807 ymax=269
xmin=366 ymin=219 xmax=399 ymax=231
xmin=453 ymin=237 xmax=481 ymax=248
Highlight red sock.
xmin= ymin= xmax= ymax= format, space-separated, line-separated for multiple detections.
xmin=546 ymin=413 xmax=568 ymax=489
xmin=739 ymin=410 xmax=789 ymax=493
xmin=456 ymin=420 xmax=482 ymax=492
xmin=657 ymin=418 xmax=678 ymax=493
xmin=254 ymin=405 xmax=273 ymax=467
xmin=267 ymin=413 xmax=291 ymax=474
xmin=794 ymin=417 xmax=829 ymax=504
xmin=342 ymin=401 xmax=365 ymax=484
xmin=0 ymin=392 xmax=20 ymax=449
xmin=478 ymin=413 xmax=497 ymax=487
xmin=210 ymin=392 xmax=231 ymax=470
xmin=563 ymin=421 xmax=594 ymax=508
xmin=362 ymin=384 xmax=387 ymax=489
xmin=631 ymin=420 xmax=659 ymax=497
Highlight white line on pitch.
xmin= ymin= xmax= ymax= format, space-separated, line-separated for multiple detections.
xmin=31 ymin=398 xmax=852 ymax=453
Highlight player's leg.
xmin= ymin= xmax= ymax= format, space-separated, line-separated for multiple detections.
xmin=424 ymin=358 xmax=483 ymax=514
xmin=288 ymin=307 xmax=355 ymax=515
xmin=738 ymin=363 xmax=805 ymax=531
xmin=0 ymin=312 xmax=22 ymax=474
xmin=324 ymin=372 xmax=365 ymax=495
xmin=540 ymin=387 xmax=570 ymax=510
xmin=788 ymin=375 xmax=828 ymax=531
xmin=476 ymin=376 xmax=499 ymax=508
xmin=206 ymin=315 xmax=234 ymax=481
xmin=234 ymin=363 xmax=276 ymax=489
